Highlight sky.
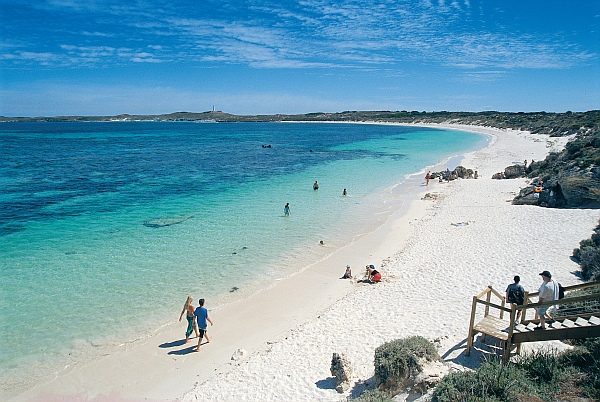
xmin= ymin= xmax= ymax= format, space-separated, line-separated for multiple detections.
xmin=0 ymin=0 xmax=598 ymax=116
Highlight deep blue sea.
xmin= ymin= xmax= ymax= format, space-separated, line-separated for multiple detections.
xmin=0 ymin=121 xmax=486 ymax=392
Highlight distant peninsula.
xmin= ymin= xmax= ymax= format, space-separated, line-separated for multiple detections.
xmin=2 ymin=110 xmax=599 ymax=138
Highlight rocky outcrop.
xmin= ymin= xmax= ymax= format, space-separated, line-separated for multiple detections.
xmin=513 ymin=170 xmax=600 ymax=208
xmin=504 ymin=164 xmax=526 ymax=179
xmin=330 ymin=352 xmax=353 ymax=393
xmin=515 ymin=129 xmax=600 ymax=208
xmin=431 ymin=166 xmax=475 ymax=181
xmin=492 ymin=164 xmax=526 ymax=180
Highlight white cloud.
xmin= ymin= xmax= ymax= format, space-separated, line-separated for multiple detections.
xmin=2 ymin=0 xmax=596 ymax=75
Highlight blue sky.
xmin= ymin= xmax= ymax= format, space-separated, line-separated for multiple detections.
xmin=0 ymin=0 xmax=598 ymax=116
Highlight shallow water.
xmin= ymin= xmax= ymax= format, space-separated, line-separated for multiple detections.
xmin=0 ymin=121 xmax=486 ymax=392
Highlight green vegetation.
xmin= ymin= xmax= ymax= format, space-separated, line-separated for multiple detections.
xmin=572 ymin=222 xmax=600 ymax=280
xmin=373 ymin=336 xmax=439 ymax=390
xmin=352 ymin=336 xmax=438 ymax=401
xmin=432 ymin=347 xmax=598 ymax=402
xmin=352 ymin=389 xmax=395 ymax=402
xmin=2 ymin=110 xmax=598 ymax=140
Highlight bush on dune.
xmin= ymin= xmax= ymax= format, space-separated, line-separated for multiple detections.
xmin=373 ymin=336 xmax=439 ymax=390
xmin=432 ymin=359 xmax=538 ymax=402
xmin=573 ymin=221 xmax=600 ymax=280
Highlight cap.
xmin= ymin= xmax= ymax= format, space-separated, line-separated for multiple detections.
xmin=539 ymin=270 xmax=552 ymax=278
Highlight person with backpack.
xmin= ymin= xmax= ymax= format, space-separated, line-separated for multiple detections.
xmin=536 ymin=270 xmax=559 ymax=330
xmin=505 ymin=276 xmax=525 ymax=323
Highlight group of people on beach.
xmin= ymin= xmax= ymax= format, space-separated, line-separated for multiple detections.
xmin=505 ymin=270 xmax=561 ymax=330
xmin=340 ymin=264 xmax=381 ymax=283
xmin=178 ymin=297 xmax=213 ymax=351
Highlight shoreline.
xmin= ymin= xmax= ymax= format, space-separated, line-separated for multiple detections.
xmin=10 ymin=123 xmax=596 ymax=401
xmin=180 ymin=123 xmax=598 ymax=401
xmin=9 ymin=122 xmax=456 ymax=401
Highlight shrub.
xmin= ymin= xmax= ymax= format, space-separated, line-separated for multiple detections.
xmin=373 ymin=336 xmax=438 ymax=389
xmin=560 ymin=338 xmax=600 ymax=399
xmin=432 ymin=359 xmax=535 ymax=402
xmin=515 ymin=350 xmax=572 ymax=392
xmin=572 ymin=221 xmax=600 ymax=280
xmin=352 ymin=389 xmax=394 ymax=402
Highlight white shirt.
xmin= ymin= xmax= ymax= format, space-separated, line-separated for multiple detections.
xmin=538 ymin=280 xmax=558 ymax=301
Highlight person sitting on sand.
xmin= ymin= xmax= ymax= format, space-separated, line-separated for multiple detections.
xmin=366 ymin=265 xmax=381 ymax=283
xmin=179 ymin=296 xmax=199 ymax=343
xmin=194 ymin=298 xmax=214 ymax=351
xmin=341 ymin=265 xmax=352 ymax=279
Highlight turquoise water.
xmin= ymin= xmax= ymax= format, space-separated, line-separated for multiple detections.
xmin=0 ymin=122 xmax=486 ymax=392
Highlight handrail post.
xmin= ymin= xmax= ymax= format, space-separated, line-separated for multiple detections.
xmin=503 ymin=304 xmax=517 ymax=363
xmin=466 ymin=295 xmax=478 ymax=356
xmin=484 ymin=286 xmax=492 ymax=317
xmin=520 ymin=291 xmax=529 ymax=324
xmin=500 ymin=293 xmax=506 ymax=319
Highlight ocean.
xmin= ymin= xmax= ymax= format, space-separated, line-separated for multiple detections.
xmin=0 ymin=121 xmax=487 ymax=393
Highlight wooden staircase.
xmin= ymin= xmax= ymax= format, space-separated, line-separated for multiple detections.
xmin=466 ymin=281 xmax=600 ymax=362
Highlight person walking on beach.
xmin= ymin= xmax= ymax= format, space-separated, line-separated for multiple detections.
xmin=194 ymin=298 xmax=214 ymax=351
xmin=505 ymin=276 xmax=525 ymax=323
xmin=284 ymin=202 xmax=290 ymax=216
xmin=535 ymin=270 xmax=558 ymax=330
xmin=313 ymin=180 xmax=319 ymax=191
xmin=425 ymin=171 xmax=431 ymax=186
xmin=179 ymin=296 xmax=199 ymax=343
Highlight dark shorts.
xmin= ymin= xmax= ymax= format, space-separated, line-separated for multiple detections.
xmin=199 ymin=328 xmax=207 ymax=339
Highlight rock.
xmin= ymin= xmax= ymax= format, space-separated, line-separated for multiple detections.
xmin=558 ymin=174 xmax=600 ymax=208
xmin=452 ymin=165 xmax=469 ymax=179
xmin=330 ymin=352 xmax=352 ymax=393
xmin=404 ymin=360 xmax=452 ymax=396
xmin=503 ymin=164 xmax=526 ymax=179
xmin=512 ymin=186 xmax=540 ymax=205
xmin=231 ymin=348 xmax=247 ymax=361
xmin=492 ymin=172 xmax=504 ymax=180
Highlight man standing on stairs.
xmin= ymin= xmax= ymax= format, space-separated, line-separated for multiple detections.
xmin=536 ymin=270 xmax=559 ymax=330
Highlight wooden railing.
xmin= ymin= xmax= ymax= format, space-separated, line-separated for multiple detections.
xmin=466 ymin=281 xmax=600 ymax=361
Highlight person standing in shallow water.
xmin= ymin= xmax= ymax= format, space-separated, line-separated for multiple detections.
xmin=179 ymin=296 xmax=198 ymax=343
xmin=284 ymin=202 xmax=290 ymax=216
xmin=313 ymin=180 xmax=319 ymax=191
xmin=342 ymin=188 xmax=347 ymax=196
xmin=194 ymin=298 xmax=214 ymax=351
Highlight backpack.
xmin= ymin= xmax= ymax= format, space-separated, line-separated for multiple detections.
xmin=508 ymin=285 xmax=525 ymax=305
xmin=558 ymin=283 xmax=565 ymax=299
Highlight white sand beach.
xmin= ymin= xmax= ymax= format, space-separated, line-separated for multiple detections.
xmin=11 ymin=124 xmax=599 ymax=402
